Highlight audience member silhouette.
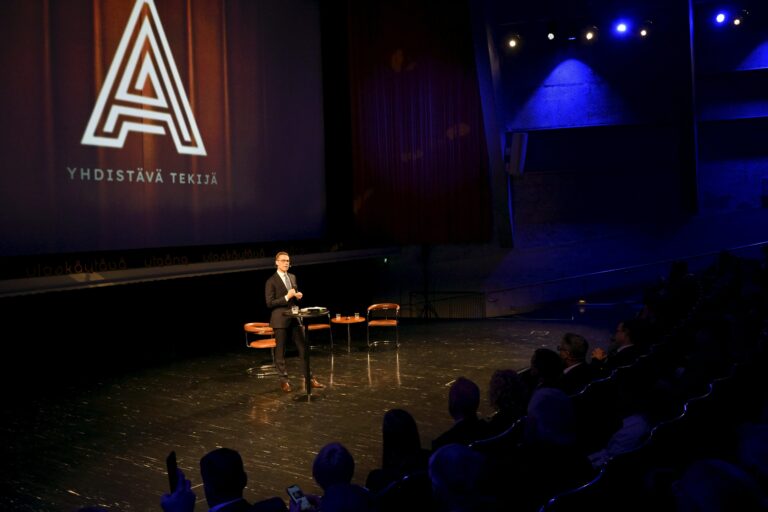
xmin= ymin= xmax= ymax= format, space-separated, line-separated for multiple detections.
xmin=311 ymin=442 xmax=373 ymax=512
xmin=483 ymin=369 xmax=527 ymax=437
xmin=556 ymin=333 xmax=597 ymax=396
xmin=365 ymin=408 xmax=430 ymax=493
xmin=312 ymin=442 xmax=355 ymax=491
xmin=160 ymin=448 xmax=286 ymax=512
xmin=587 ymin=377 xmax=655 ymax=469
xmin=201 ymin=448 xmax=286 ymax=512
xmin=515 ymin=387 xmax=593 ymax=512
xmin=521 ymin=348 xmax=564 ymax=400
xmin=432 ymin=377 xmax=490 ymax=450
xmin=591 ymin=318 xmax=645 ymax=373
xmin=429 ymin=443 xmax=498 ymax=512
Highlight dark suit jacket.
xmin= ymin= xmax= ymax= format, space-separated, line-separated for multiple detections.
xmin=590 ymin=344 xmax=642 ymax=376
xmin=559 ymin=362 xmax=597 ymax=396
xmin=609 ymin=344 xmax=642 ymax=369
xmin=265 ymin=272 xmax=299 ymax=328
xmin=431 ymin=416 xmax=491 ymax=450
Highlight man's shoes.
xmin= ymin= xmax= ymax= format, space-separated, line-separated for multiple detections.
xmin=280 ymin=381 xmax=292 ymax=393
xmin=310 ymin=377 xmax=325 ymax=389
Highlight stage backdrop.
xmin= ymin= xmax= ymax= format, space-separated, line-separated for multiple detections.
xmin=0 ymin=0 xmax=325 ymax=257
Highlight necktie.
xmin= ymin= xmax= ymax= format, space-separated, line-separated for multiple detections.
xmin=283 ymin=273 xmax=292 ymax=292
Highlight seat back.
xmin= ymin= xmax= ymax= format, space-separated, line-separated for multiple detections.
xmin=244 ymin=322 xmax=272 ymax=344
xmin=367 ymin=303 xmax=400 ymax=347
xmin=540 ymin=444 xmax=656 ymax=512
xmin=368 ymin=303 xmax=400 ymax=323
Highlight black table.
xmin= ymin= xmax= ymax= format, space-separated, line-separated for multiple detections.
xmin=283 ymin=307 xmax=328 ymax=399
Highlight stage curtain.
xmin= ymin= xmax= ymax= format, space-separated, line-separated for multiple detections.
xmin=346 ymin=0 xmax=492 ymax=244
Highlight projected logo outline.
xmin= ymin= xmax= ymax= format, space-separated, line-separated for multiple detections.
xmin=81 ymin=0 xmax=207 ymax=156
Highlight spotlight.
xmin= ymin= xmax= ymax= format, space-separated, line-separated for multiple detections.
xmin=583 ymin=26 xmax=598 ymax=42
xmin=613 ymin=19 xmax=631 ymax=36
xmin=715 ymin=12 xmax=727 ymax=24
xmin=546 ymin=22 xmax=558 ymax=42
xmin=733 ymin=9 xmax=749 ymax=26
xmin=639 ymin=20 xmax=652 ymax=38
xmin=507 ymin=34 xmax=521 ymax=49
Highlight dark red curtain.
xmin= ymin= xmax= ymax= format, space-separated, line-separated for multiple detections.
xmin=346 ymin=0 xmax=492 ymax=244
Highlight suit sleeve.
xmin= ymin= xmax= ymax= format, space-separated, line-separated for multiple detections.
xmin=265 ymin=276 xmax=288 ymax=309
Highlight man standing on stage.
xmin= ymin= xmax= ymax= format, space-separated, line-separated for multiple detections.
xmin=265 ymin=251 xmax=325 ymax=393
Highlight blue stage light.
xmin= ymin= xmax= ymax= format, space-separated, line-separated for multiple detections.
xmin=715 ymin=12 xmax=727 ymax=24
xmin=613 ymin=20 xmax=631 ymax=37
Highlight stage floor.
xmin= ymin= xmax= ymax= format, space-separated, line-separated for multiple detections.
xmin=2 ymin=307 xmax=630 ymax=511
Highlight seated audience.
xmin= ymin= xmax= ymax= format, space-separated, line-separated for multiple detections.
xmin=161 ymin=448 xmax=286 ymax=512
xmin=556 ymin=333 xmax=598 ymax=396
xmin=311 ymin=442 xmax=373 ymax=512
xmin=201 ymin=448 xmax=287 ymax=512
xmin=587 ymin=377 xmax=655 ymax=469
xmin=591 ymin=318 xmax=645 ymax=373
xmin=429 ymin=443 xmax=498 ymax=511
xmin=432 ymin=377 xmax=490 ymax=450
xmin=520 ymin=348 xmax=563 ymax=401
xmin=484 ymin=369 xmax=527 ymax=438
xmin=515 ymin=387 xmax=594 ymax=512
xmin=366 ymin=408 xmax=430 ymax=493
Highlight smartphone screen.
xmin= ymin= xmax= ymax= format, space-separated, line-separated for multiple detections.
xmin=286 ymin=484 xmax=312 ymax=511
xmin=166 ymin=451 xmax=178 ymax=492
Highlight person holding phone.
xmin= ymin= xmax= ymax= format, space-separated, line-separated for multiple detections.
xmin=160 ymin=467 xmax=196 ymax=512
xmin=265 ymin=251 xmax=324 ymax=393
xmin=285 ymin=485 xmax=317 ymax=512
xmin=161 ymin=448 xmax=287 ymax=512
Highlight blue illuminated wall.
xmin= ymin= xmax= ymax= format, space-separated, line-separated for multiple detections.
xmin=473 ymin=0 xmax=768 ymax=229
xmin=696 ymin=5 xmax=768 ymax=212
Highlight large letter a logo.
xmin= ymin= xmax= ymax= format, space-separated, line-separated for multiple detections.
xmin=82 ymin=0 xmax=206 ymax=156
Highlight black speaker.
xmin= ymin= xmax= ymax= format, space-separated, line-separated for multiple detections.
xmin=504 ymin=131 xmax=528 ymax=176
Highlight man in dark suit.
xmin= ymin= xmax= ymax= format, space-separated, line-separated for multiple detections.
xmin=265 ymin=251 xmax=324 ymax=393
xmin=432 ymin=377 xmax=490 ymax=450
xmin=590 ymin=318 xmax=645 ymax=375
xmin=557 ymin=332 xmax=598 ymax=396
